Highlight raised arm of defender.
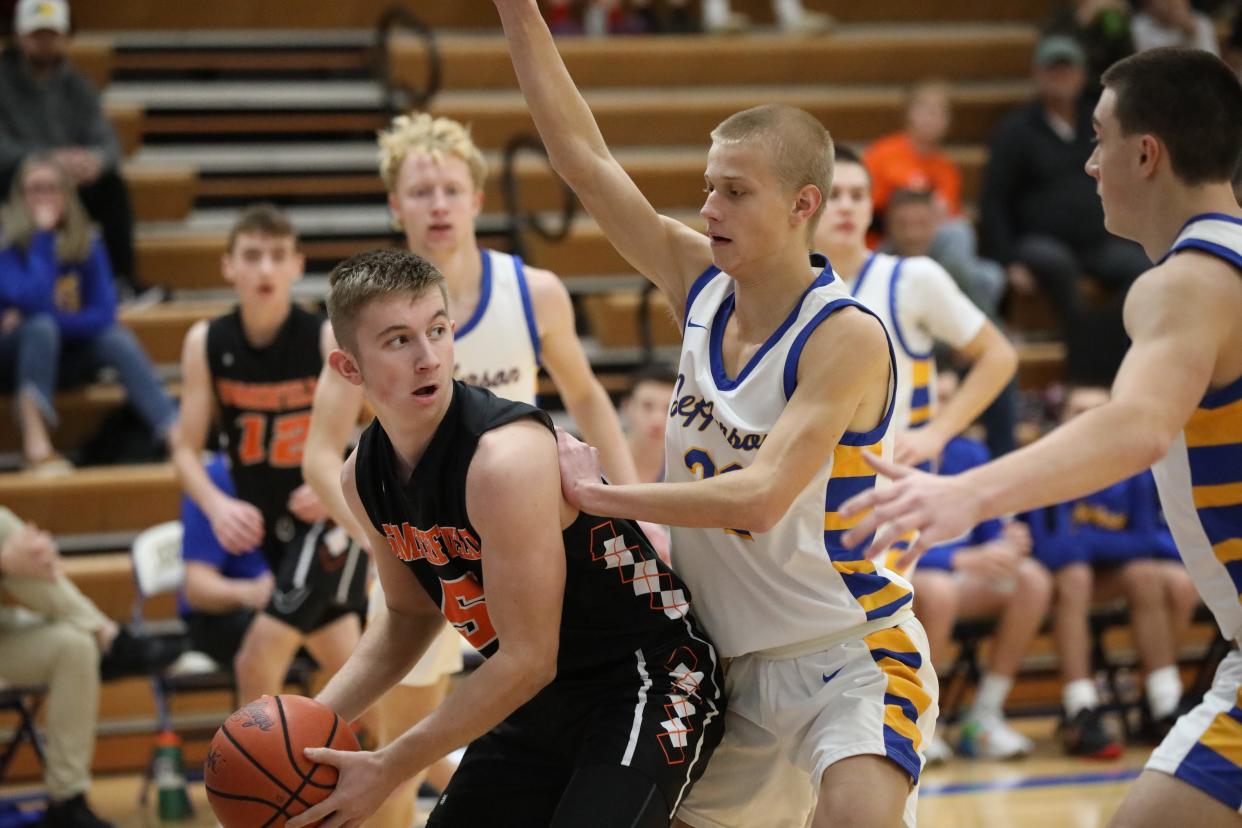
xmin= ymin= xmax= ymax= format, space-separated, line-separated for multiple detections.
xmin=493 ymin=0 xmax=711 ymax=313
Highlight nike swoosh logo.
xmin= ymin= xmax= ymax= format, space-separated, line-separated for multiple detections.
xmin=272 ymin=587 xmax=311 ymax=613
xmin=822 ymin=668 xmax=843 ymax=684
xmin=686 ymin=320 xmax=707 ymax=330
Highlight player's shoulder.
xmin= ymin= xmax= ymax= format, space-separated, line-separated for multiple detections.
xmin=520 ymin=264 xmax=570 ymax=302
xmin=470 ymin=416 xmax=557 ymax=492
xmin=1130 ymin=248 xmax=1242 ymax=311
xmin=798 ymin=301 xmax=890 ymax=375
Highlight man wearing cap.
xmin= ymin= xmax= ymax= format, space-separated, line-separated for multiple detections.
xmin=979 ymin=34 xmax=1151 ymax=385
xmin=0 ymin=0 xmax=141 ymax=296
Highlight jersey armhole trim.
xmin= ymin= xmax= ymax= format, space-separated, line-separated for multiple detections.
xmin=1163 ymin=239 xmax=1242 ymax=274
xmin=512 ymin=254 xmax=542 ymax=366
xmin=781 ymin=299 xmax=898 ymax=446
xmin=887 ymin=258 xmax=934 ymax=360
xmin=683 ymin=265 xmax=721 ymax=329
xmin=455 ymin=249 xmax=493 ymax=339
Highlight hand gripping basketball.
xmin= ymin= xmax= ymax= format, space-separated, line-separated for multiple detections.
xmin=283 ymin=745 xmax=398 ymax=828
xmin=205 ymin=695 xmax=361 ymax=827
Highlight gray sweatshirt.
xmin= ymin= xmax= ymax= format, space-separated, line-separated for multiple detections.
xmin=0 ymin=46 xmax=121 ymax=180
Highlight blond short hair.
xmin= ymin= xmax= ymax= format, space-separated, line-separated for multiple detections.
xmin=710 ymin=105 xmax=834 ymax=238
xmin=378 ymin=112 xmax=488 ymax=193
xmin=327 ymin=248 xmax=448 ymax=353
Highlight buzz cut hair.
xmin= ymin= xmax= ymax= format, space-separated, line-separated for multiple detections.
xmin=327 ymin=248 xmax=448 ymax=353
xmin=378 ymin=112 xmax=488 ymax=194
xmin=710 ymin=104 xmax=835 ymax=237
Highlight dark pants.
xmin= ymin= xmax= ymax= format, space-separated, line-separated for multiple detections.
xmin=1015 ymin=234 xmax=1151 ymax=385
xmin=0 ymin=313 xmax=176 ymax=438
xmin=78 ymin=170 xmax=139 ymax=293
xmin=185 ymin=609 xmax=255 ymax=668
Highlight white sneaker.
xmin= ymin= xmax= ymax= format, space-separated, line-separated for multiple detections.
xmin=957 ymin=714 xmax=1035 ymax=760
xmin=924 ymin=734 xmax=953 ymax=765
xmin=780 ymin=10 xmax=834 ymax=35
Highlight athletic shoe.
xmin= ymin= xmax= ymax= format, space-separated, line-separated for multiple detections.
xmin=957 ymin=714 xmax=1035 ymax=760
xmin=1060 ymin=706 xmax=1123 ymax=759
xmin=39 ymin=795 xmax=113 ymax=828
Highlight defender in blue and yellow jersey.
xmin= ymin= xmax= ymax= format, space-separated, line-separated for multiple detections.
xmin=841 ymin=49 xmax=1242 ymax=826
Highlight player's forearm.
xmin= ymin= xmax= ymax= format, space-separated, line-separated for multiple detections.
xmin=495 ymin=0 xmax=612 ymax=186
xmin=564 ymin=386 xmax=640 ymax=486
xmin=380 ymin=649 xmax=553 ymax=779
xmin=966 ymin=401 xmax=1172 ymax=521
xmin=317 ymin=609 xmax=434 ymax=724
xmin=928 ymin=342 xmax=1017 ymax=445
xmin=575 ymin=467 xmax=784 ymax=532
xmin=302 ymin=445 xmax=371 ymax=549
xmin=170 ymin=442 xmax=227 ymax=516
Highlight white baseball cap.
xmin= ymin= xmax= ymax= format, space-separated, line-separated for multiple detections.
xmin=14 ymin=0 xmax=70 ymax=37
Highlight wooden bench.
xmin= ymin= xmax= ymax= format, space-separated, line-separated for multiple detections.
xmin=392 ymin=28 xmax=1038 ymax=91
xmin=74 ymin=0 xmax=1059 ymax=30
xmin=67 ymin=36 xmax=113 ymax=91
xmin=124 ymin=165 xmax=198 ymax=222
xmin=0 ymin=464 xmax=179 ymax=537
xmin=105 ymin=102 xmax=144 ymax=157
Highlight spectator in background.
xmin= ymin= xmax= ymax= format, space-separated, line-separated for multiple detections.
xmin=0 ymin=0 xmax=142 ymax=297
xmin=1132 ymin=0 xmax=1221 ymax=55
xmin=178 ymin=454 xmax=274 ymax=668
xmin=0 ymin=154 xmax=175 ymax=473
xmin=865 ymin=82 xmax=1006 ymax=317
xmin=980 ymin=35 xmax=1149 ymax=384
xmin=620 ymin=362 xmax=676 ymax=484
xmin=1025 ymin=386 xmax=1200 ymax=756
xmin=701 ymin=0 xmax=833 ymax=34
xmin=0 ymin=506 xmax=178 ymax=827
xmin=1043 ymin=0 xmax=1135 ymax=94
xmin=910 ymin=370 xmax=1052 ymax=763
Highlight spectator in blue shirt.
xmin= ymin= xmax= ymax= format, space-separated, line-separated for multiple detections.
xmin=1026 ymin=385 xmax=1200 ymax=754
xmin=910 ymin=370 xmax=1053 ymax=762
xmin=0 ymin=153 xmax=174 ymax=472
xmin=179 ymin=454 xmax=273 ymax=667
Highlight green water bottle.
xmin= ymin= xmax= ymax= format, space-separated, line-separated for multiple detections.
xmin=153 ymin=730 xmax=192 ymax=821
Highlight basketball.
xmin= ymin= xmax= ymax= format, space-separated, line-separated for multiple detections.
xmin=204 ymin=695 xmax=360 ymax=827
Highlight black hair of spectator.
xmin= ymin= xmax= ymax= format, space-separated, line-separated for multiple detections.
xmin=227 ymin=202 xmax=298 ymax=252
xmin=1101 ymin=47 xmax=1242 ymax=186
xmin=886 ymin=188 xmax=936 ymax=211
xmin=629 ymin=361 xmax=678 ymax=393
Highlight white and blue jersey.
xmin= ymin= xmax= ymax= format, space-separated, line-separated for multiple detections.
xmin=452 ymin=248 xmax=541 ymax=405
xmin=665 ymin=254 xmax=913 ymax=658
xmin=1145 ymin=213 xmax=1242 ymax=812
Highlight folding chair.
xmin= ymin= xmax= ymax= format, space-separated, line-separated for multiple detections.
xmin=130 ymin=522 xmax=313 ymax=802
xmin=0 ymin=685 xmax=45 ymax=785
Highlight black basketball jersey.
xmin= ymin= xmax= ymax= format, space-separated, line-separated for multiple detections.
xmin=354 ymin=381 xmax=705 ymax=675
xmin=205 ymin=305 xmax=322 ymax=541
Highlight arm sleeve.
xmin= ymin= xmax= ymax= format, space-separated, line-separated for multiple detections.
xmin=899 ymin=257 xmax=986 ymax=350
xmin=53 ymin=237 xmax=116 ymax=340
xmin=0 ymin=233 xmax=59 ymax=313
xmin=918 ymin=540 xmax=961 ymax=570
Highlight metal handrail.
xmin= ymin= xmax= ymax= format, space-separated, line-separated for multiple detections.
xmin=500 ymin=133 xmax=578 ymax=261
xmin=372 ymin=5 xmax=442 ymax=115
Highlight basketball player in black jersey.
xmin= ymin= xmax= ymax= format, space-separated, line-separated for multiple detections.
xmin=168 ymin=205 xmax=369 ymax=723
xmin=283 ymin=249 xmax=724 ymax=828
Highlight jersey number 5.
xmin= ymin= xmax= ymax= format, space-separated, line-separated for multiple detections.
xmin=441 ymin=573 xmax=498 ymax=651
xmin=683 ymin=449 xmax=754 ymax=540
xmin=235 ymin=411 xmax=311 ymax=468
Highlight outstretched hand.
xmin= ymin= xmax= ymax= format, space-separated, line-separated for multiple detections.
xmin=839 ymin=454 xmax=984 ymax=570
xmin=284 ymin=747 xmax=399 ymax=828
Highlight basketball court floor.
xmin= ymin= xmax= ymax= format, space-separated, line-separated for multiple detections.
xmin=1 ymin=717 xmax=1150 ymax=827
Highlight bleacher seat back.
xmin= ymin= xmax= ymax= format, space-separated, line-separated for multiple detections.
xmin=131 ymin=521 xmax=185 ymax=599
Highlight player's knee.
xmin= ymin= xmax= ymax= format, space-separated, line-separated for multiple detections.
xmin=1164 ymin=567 xmax=1199 ymax=614
xmin=1016 ymin=559 xmax=1054 ymax=614
xmin=1055 ymin=564 xmax=1092 ymax=608
xmin=911 ymin=572 xmax=958 ymax=623
xmin=1121 ymin=559 xmax=1163 ymax=606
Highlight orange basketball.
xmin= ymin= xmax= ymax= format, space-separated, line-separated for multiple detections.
xmin=204 ymin=694 xmax=360 ymax=827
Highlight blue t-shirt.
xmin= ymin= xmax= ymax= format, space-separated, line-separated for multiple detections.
xmin=177 ymin=455 xmax=269 ymax=616
xmin=918 ymin=436 xmax=1005 ymax=571
xmin=1025 ymin=471 xmax=1178 ymax=572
